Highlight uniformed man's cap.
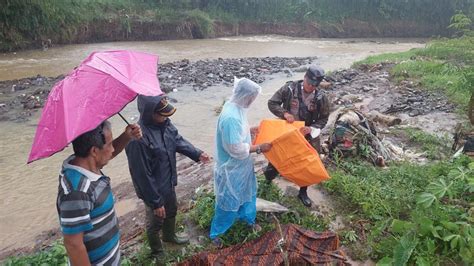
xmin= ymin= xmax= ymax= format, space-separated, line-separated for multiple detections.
xmin=305 ymin=65 xmax=325 ymax=86
xmin=154 ymin=95 xmax=176 ymax=117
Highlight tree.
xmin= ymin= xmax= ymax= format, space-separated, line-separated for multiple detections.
xmin=448 ymin=11 xmax=473 ymax=37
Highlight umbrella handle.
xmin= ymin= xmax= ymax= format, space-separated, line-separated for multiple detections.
xmin=118 ymin=112 xmax=130 ymax=125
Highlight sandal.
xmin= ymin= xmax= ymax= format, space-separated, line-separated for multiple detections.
xmin=249 ymin=223 xmax=262 ymax=233
xmin=211 ymin=237 xmax=223 ymax=249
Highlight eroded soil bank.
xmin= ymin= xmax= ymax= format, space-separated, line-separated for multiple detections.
xmin=2 ymin=19 xmax=441 ymax=52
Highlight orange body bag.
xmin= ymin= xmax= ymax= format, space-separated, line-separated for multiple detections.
xmin=254 ymin=119 xmax=330 ymax=187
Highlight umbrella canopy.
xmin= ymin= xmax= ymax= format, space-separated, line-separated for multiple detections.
xmin=28 ymin=50 xmax=162 ymax=163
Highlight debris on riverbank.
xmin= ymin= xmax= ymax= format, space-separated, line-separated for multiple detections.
xmin=0 ymin=56 xmax=315 ymax=122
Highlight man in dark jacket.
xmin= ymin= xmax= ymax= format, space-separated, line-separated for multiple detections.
xmin=266 ymin=65 xmax=330 ymax=207
xmin=125 ymin=95 xmax=210 ymax=259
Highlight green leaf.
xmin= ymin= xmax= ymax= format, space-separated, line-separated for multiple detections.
xmin=417 ymin=193 xmax=436 ymax=208
xmin=450 ymin=235 xmax=461 ymax=250
xmin=415 ymin=256 xmax=430 ymax=266
xmin=393 ymin=234 xmax=418 ymax=266
xmin=427 ymin=179 xmax=451 ymax=199
xmin=443 ymin=234 xmax=457 ymax=242
xmin=391 ymin=219 xmax=414 ymax=234
xmin=441 ymin=221 xmax=460 ymax=231
xmin=447 ymin=167 xmax=467 ymax=180
xmin=417 ymin=217 xmax=434 ymax=236
xmin=431 ymin=226 xmax=442 ymax=239
xmin=468 ymin=162 xmax=474 ymax=170
xmin=460 ymin=247 xmax=473 ymax=263
xmin=442 ymin=232 xmax=463 ymax=250
xmin=425 ymin=239 xmax=436 ymax=254
xmin=377 ymin=257 xmax=393 ymax=266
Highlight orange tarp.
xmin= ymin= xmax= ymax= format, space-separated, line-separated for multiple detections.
xmin=255 ymin=119 xmax=330 ymax=187
xmin=253 ymin=119 xmax=304 ymax=145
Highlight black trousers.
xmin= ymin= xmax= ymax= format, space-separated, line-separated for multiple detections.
xmin=145 ymin=189 xmax=178 ymax=233
xmin=264 ymin=136 xmax=321 ymax=193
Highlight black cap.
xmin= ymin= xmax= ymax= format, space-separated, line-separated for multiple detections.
xmin=154 ymin=95 xmax=176 ymax=117
xmin=305 ymin=65 xmax=325 ymax=86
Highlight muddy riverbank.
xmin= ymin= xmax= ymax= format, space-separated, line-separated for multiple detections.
xmin=0 ymin=56 xmax=315 ymax=122
xmin=0 ymin=56 xmax=463 ymax=260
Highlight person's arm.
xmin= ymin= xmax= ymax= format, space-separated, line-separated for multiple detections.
xmin=58 ymin=188 xmax=93 ymax=265
xmin=112 ymin=124 xmax=142 ymax=158
xmin=64 ymin=233 xmax=90 ymax=266
xmin=172 ymin=124 xmax=203 ymax=162
xmin=268 ymin=84 xmax=290 ymax=119
xmin=249 ymin=143 xmax=272 ymax=153
xmin=125 ymin=140 xmax=163 ymax=209
xmin=311 ymin=93 xmax=331 ymax=129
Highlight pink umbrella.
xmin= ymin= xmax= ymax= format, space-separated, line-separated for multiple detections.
xmin=28 ymin=50 xmax=162 ymax=163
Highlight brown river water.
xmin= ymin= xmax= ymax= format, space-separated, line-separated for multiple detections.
xmin=0 ymin=35 xmax=424 ymax=252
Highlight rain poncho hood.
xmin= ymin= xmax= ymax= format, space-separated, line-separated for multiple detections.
xmin=125 ymin=95 xmax=202 ymax=209
xmin=210 ymin=78 xmax=261 ymax=238
xmin=137 ymin=94 xmax=163 ymax=126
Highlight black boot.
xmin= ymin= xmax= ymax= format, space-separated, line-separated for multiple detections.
xmin=145 ymin=206 xmax=166 ymax=261
xmin=264 ymin=163 xmax=278 ymax=183
xmin=147 ymin=230 xmax=166 ymax=262
xmin=162 ymin=217 xmax=189 ymax=244
xmin=298 ymin=187 xmax=312 ymax=207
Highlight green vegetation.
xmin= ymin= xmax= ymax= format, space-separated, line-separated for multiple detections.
xmin=189 ymin=177 xmax=328 ymax=246
xmin=354 ymin=35 xmax=474 ymax=109
xmin=1 ymin=0 xmax=473 ymax=51
xmin=122 ymin=178 xmax=328 ymax=264
xmin=401 ymin=127 xmax=451 ymax=160
xmin=324 ymin=157 xmax=473 ymax=264
xmin=3 ymin=241 xmax=67 ymax=266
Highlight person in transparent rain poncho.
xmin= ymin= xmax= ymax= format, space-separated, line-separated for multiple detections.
xmin=210 ymin=78 xmax=272 ymax=247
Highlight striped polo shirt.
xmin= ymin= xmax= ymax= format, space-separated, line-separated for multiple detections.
xmin=56 ymin=156 xmax=120 ymax=265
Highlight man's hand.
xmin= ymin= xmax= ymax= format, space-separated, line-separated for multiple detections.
xmin=112 ymin=123 xmax=142 ymax=158
xmin=250 ymin=126 xmax=259 ymax=136
xmin=283 ymin=113 xmax=295 ymax=123
xmin=154 ymin=206 xmax=166 ymax=219
xmin=125 ymin=124 xmax=142 ymax=140
xmin=299 ymin=126 xmax=311 ymax=136
xmin=199 ymin=152 xmax=211 ymax=163
xmin=259 ymin=143 xmax=272 ymax=153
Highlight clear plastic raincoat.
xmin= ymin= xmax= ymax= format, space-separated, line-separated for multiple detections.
xmin=210 ymin=78 xmax=262 ymax=239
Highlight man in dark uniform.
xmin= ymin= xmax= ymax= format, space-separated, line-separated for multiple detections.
xmin=266 ymin=65 xmax=330 ymax=207
xmin=125 ymin=95 xmax=210 ymax=260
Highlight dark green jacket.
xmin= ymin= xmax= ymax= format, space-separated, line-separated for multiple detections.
xmin=268 ymin=80 xmax=330 ymax=129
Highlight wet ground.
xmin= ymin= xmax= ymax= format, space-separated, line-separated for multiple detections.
xmin=0 ymin=56 xmax=315 ymax=122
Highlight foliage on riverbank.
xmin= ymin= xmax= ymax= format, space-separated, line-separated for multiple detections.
xmin=1 ymin=0 xmax=473 ymax=52
xmin=3 ymin=241 xmax=67 ymax=266
xmin=325 ymin=155 xmax=473 ymax=265
xmin=338 ymin=35 xmax=474 ymax=265
xmin=354 ymin=35 xmax=474 ymax=110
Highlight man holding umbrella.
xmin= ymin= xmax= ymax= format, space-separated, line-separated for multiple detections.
xmin=57 ymin=121 xmax=141 ymax=265
xmin=27 ymin=50 xmax=164 ymax=265
xmin=125 ymin=95 xmax=211 ymax=260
